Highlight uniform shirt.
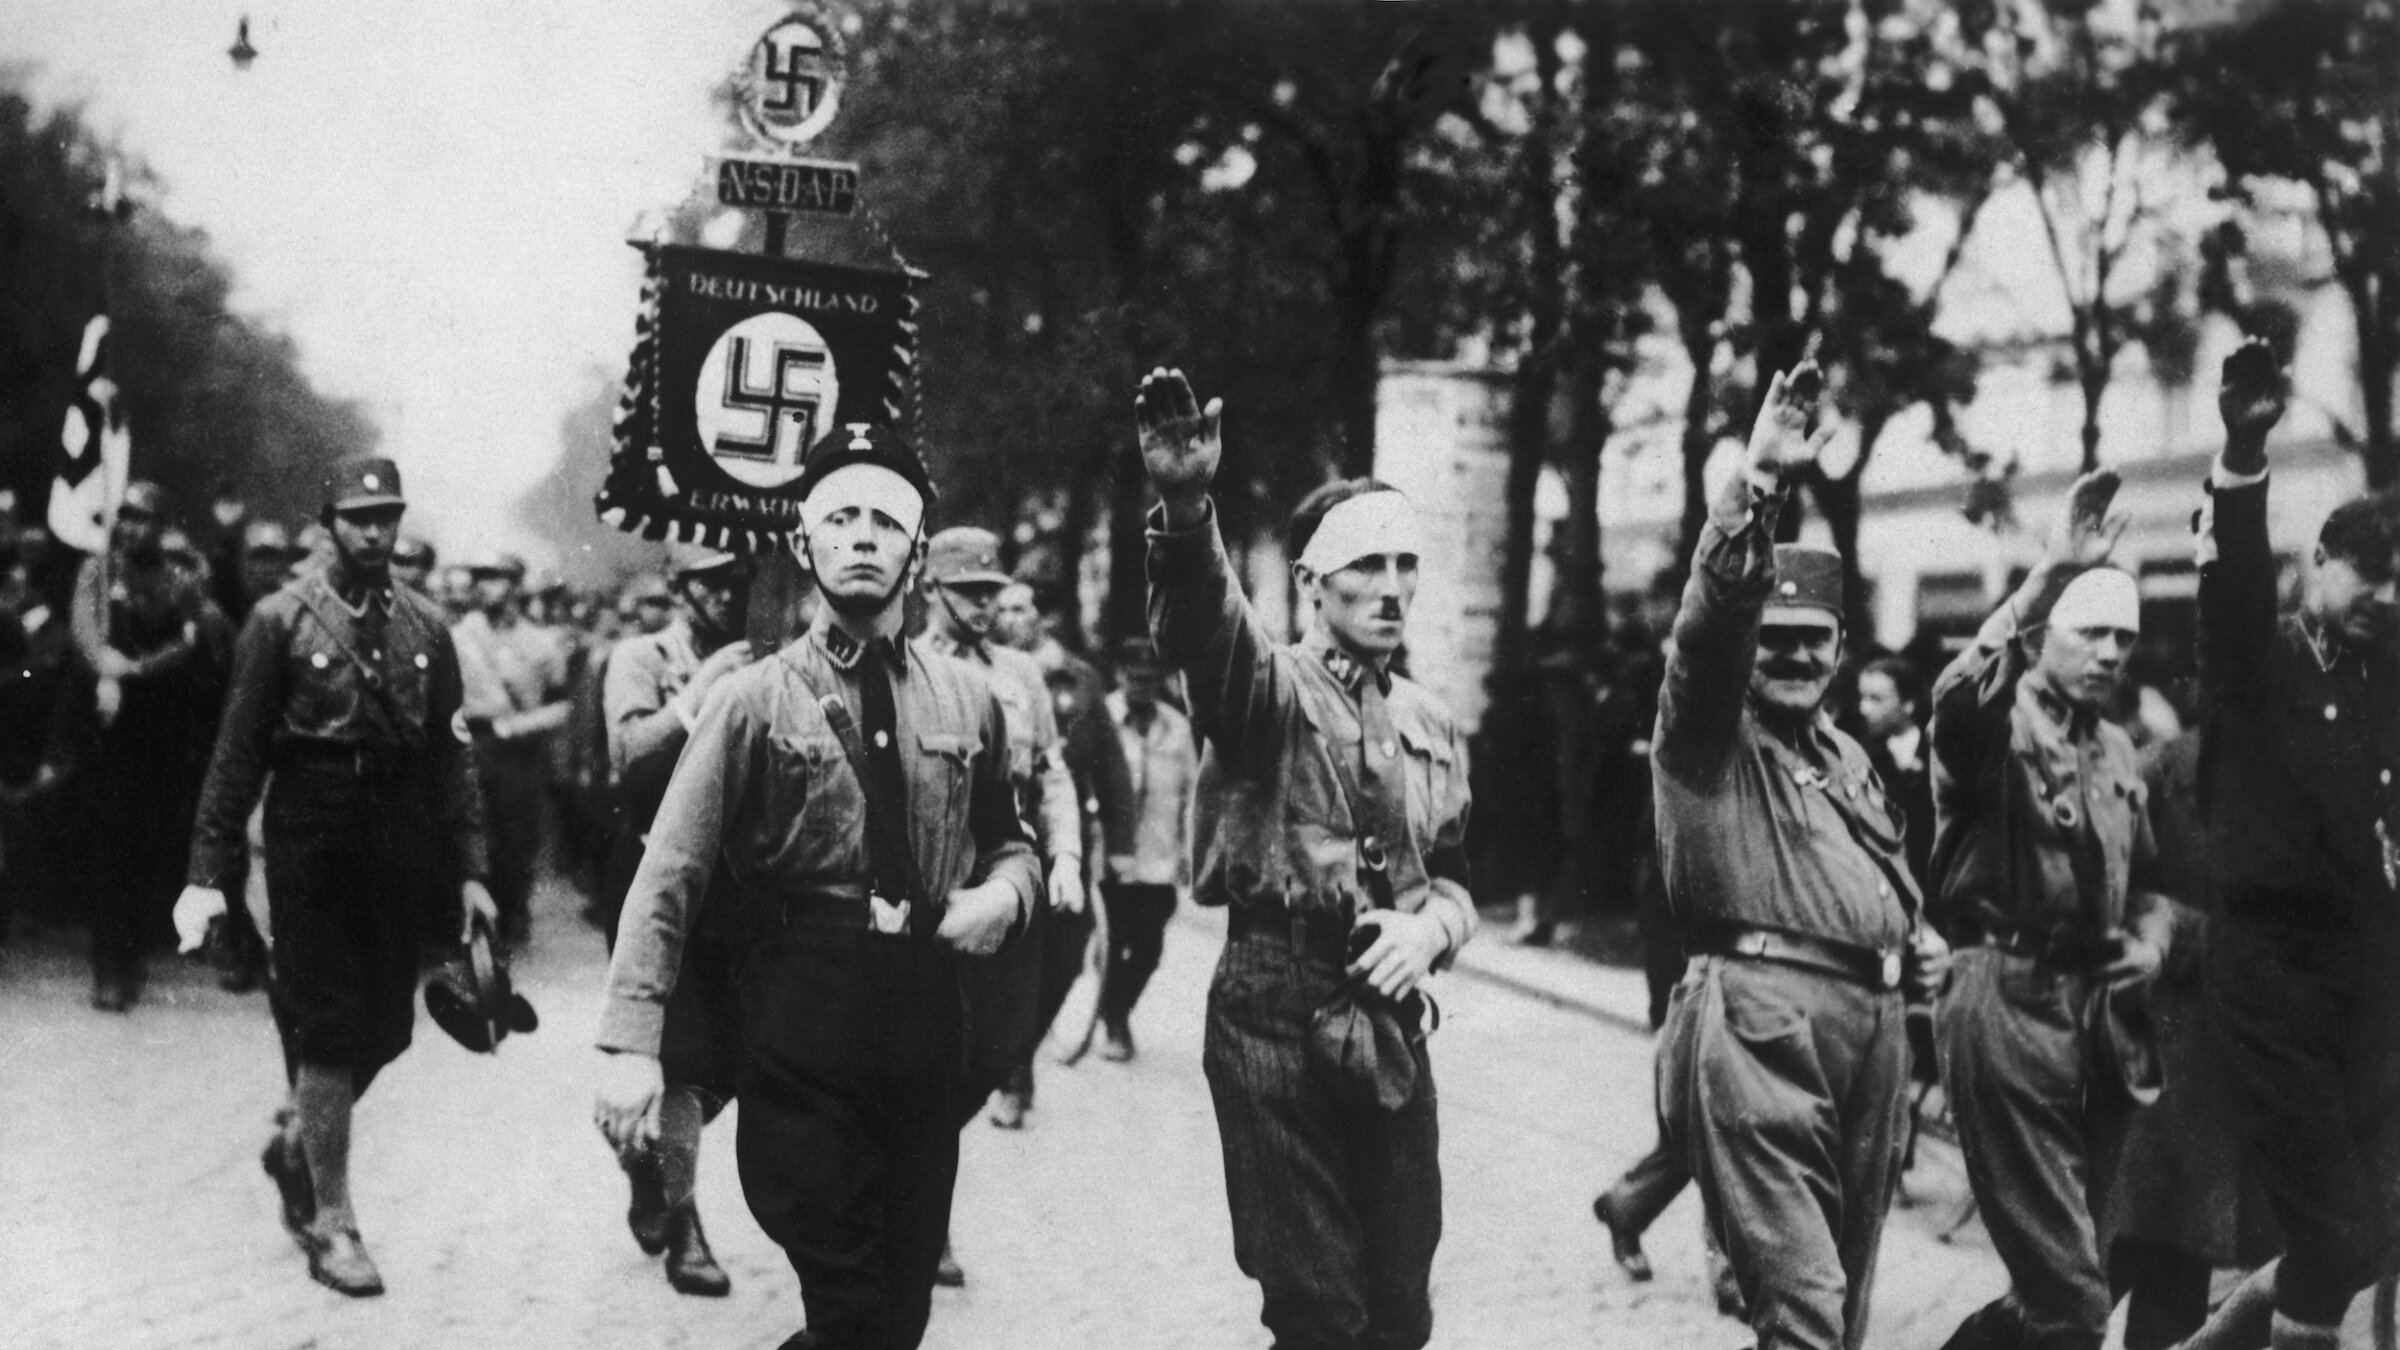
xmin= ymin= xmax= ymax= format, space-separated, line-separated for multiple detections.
xmin=187 ymin=568 xmax=488 ymax=887
xmin=1106 ymin=690 xmax=1198 ymax=888
xmin=2200 ymin=477 xmax=2400 ymax=924
xmin=1928 ymin=572 xmax=2160 ymax=941
xmin=603 ymin=618 xmax=702 ymax=825
xmin=451 ymin=609 xmax=569 ymax=725
xmin=920 ymin=630 xmax=1081 ymax=867
xmin=1145 ymin=502 xmax=1476 ymax=953
xmin=1652 ymin=474 xmax=1919 ymax=953
xmin=597 ymin=613 xmax=1042 ymax=1056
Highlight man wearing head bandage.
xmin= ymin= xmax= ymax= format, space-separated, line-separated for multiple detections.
xmin=1649 ymin=356 xmax=1934 ymax=1350
xmin=1137 ymin=368 xmax=1475 ymax=1350
xmin=594 ymin=423 xmax=1038 ymax=1350
xmin=1924 ymin=468 xmax=2176 ymax=1350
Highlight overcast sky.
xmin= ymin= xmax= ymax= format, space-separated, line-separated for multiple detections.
xmin=8 ymin=1 xmax=787 ymax=560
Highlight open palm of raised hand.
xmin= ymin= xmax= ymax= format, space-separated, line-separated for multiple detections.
xmin=1135 ymin=367 xmax=1222 ymax=501
xmin=2052 ymin=469 xmax=2128 ymax=568
xmin=2218 ymin=337 xmax=2288 ymax=443
xmin=1746 ymin=360 xmax=1835 ymax=476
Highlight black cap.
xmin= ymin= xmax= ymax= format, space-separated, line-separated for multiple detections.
xmin=796 ymin=422 xmax=937 ymax=509
xmin=326 ymin=458 xmax=406 ymax=513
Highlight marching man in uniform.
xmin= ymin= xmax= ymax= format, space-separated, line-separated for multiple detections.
xmin=173 ymin=458 xmax=497 ymax=1297
xmin=1926 ymin=469 xmax=2174 ymax=1350
xmin=1137 ymin=368 xmax=1476 ymax=1350
xmin=596 ymin=544 xmax=756 ymax=1297
xmin=1651 ymin=357 xmax=1939 ymax=1350
xmin=593 ymin=424 xmax=1039 ymax=1350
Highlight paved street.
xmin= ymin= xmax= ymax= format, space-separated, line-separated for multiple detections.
xmin=5 ymin=877 xmax=2018 ymax=1350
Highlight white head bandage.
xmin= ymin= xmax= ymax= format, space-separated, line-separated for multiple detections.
xmin=1297 ymin=490 xmax=1424 ymax=577
xmin=800 ymin=464 xmax=925 ymax=538
xmin=2047 ymin=567 xmax=2140 ymax=633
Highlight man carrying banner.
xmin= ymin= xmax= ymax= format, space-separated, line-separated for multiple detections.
xmin=1138 ymin=368 xmax=1476 ymax=1350
xmin=597 ymin=544 xmax=755 ymax=1298
xmin=173 ymin=459 xmax=496 ymax=1297
xmin=595 ymin=425 xmax=1038 ymax=1350
xmin=1650 ymin=356 xmax=1938 ymax=1350
xmin=75 ymin=480 xmax=228 ymax=1011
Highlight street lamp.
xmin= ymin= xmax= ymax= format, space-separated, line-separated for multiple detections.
xmin=228 ymin=17 xmax=258 ymax=71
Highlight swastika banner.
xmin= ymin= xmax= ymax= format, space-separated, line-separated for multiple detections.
xmin=597 ymin=243 xmax=919 ymax=551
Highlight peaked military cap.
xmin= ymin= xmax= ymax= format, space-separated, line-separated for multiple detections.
xmin=795 ymin=422 xmax=937 ymax=509
xmin=1766 ymin=543 xmax=1844 ymax=624
xmin=327 ymin=458 xmax=406 ymax=513
xmin=925 ymin=526 xmax=1009 ymax=588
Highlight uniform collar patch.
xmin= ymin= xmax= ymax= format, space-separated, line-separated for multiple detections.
xmin=817 ymin=623 xmax=904 ymax=677
xmin=1315 ymin=642 xmax=1390 ymax=696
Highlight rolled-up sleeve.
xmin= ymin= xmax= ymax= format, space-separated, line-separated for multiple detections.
xmin=1654 ymin=473 xmax=1784 ymax=786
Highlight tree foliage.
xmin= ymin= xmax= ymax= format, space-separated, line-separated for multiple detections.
xmin=0 ymin=84 xmax=375 ymax=537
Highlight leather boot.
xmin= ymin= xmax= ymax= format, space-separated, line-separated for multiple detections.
xmin=663 ymin=1204 xmax=731 ymax=1297
xmin=304 ymin=1225 xmax=386 ymax=1297
xmin=934 ymin=1237 xmax=965 ymax=1288
xmin=2174 ymin=1262 xmax=2278 ymax=1350
xmin=1590 ymin=1192 xmax=1653 ymax=1282
xmin=2266 ymin=1313 xmax=2340 ymax=1350
xmin=260 ymin=1131 xmax=315 ymax=1244
xmin=624 ymin=1151 xmax=670 ymax=1255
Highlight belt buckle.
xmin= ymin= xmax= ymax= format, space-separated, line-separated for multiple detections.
xmin=1879 ymin=949 xmax=1902 ymax=990
xmin=868 ymin=891 xmax=911 ymax=935
xmin=1734 ymin=930 xmax=1769 ymax=958
xmin=1358 ymin=835 xmax=1388 ymax=873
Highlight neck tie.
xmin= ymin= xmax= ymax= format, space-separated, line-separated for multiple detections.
xmin=1354 ymin=676 xmax=1411 ymax=910
xmin=857 ymin=639 xmax=915 ymax=925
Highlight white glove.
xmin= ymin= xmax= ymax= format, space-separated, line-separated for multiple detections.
xmin=174 ymin=885 xmax=228 ymax=953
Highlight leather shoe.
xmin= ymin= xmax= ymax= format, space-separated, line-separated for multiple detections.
xmin=664 ymin=1206 xmax=731 ymax=1297
xmin=304 ymin=1226 xmax=386 ymax=1297
xmin=1099 ymin=1020 xmax=1135 ymax=1063
xmin=262 ymin=1133 xmax=316 ymax=1244
xmin=934 ymin=1239 xmax=965 ymax=1288
xmin=90 ymin=972 xmax=133 ymax=1013
xmin=624 ymin=1152 xmax=670 ymax=1255
xmin=1590 ymin=1193 xmax=1653 ymax=1281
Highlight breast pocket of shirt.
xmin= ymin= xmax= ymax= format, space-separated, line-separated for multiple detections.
xmin=914 ymin=732 xmax=980 ymax=858
xmin=284 ymin=631 xmax=355 ymax=727
xmin=768 ymin=733 xmax=864 ymax=855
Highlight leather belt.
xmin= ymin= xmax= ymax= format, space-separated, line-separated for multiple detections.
xmin=1228 ymin=903 xmax=1356 ymax=962
xmin=766 ymin=882 xmax=886 ymax=933
xmin=1688 ymin=921 xmax=1903 ymax=992
xmin=274 ymin=741 xmax=420 ymax=779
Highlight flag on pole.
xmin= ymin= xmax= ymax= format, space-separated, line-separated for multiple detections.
xmin=49 ymin=313 xmax=130 ymax=555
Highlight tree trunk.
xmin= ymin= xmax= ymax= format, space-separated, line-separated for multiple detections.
xmin=2080 ymin=364 xmax=2105 ymax=472
xmin=2357 ymin=313 xmax=2396 ymax=490
xmin=1673 ymin=313 xmax=1719 ymax=580
xmin=1332 ymin=280 xmax=1381 ymax=478
xmin=1102 ymin=435 xmax=1151 ymax=649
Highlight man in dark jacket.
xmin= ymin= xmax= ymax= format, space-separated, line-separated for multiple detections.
xmin=2175 ymin=339 xmax=2400 ymax=1350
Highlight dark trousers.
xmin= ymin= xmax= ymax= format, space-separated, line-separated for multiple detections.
xmin=2108 ymin=1238 xmax=2212 ymax=1350
xmin=474 ymin=741 xmax=544 ymax=943
xmin=1935 ymin=950 xmax=2128 ymax=1350
xmin=261 ymin=763 xmax=431 ymax=1097
xmin=738 ymin=926 xmax=965 ymax=1350
xmin=86 ymin=729 xmax=193 ymax=983
xmin=1601 ymin=1140 xmax=1689 ymax=1238
xmin=1203 ymin=921 xmax=1442 ymax=1350
xmin=1659 ymin=955 xmax=1908 ymax=1350
xmin=1098 ymin=881 xmax=1177 ymax=1026
xmin=2212 ymin=914 xmax=2400 ymax=1326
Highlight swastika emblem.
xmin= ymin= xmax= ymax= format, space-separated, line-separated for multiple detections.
xmin=739 ymin=14 xmax=845 ymax=148
xmin=694 ymin=312 xmax=842 ymax=489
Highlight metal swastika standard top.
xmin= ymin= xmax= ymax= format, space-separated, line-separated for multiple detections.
xmin=1652 ymin=473 xmax=1920 ymax=952
xmin=1144 ymin=502 xmax=1475 ymax=951
xmin=1929 ymin=575 xmax=2160 ymax=941
xmin=186 ymin=570 xmax=488 ymax=888
xmin=596 ymin=612 xmax=1041 ymax=1057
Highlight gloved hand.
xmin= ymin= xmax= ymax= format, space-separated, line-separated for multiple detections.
xmin=175 ymin=885 xmax=228 ymax=953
